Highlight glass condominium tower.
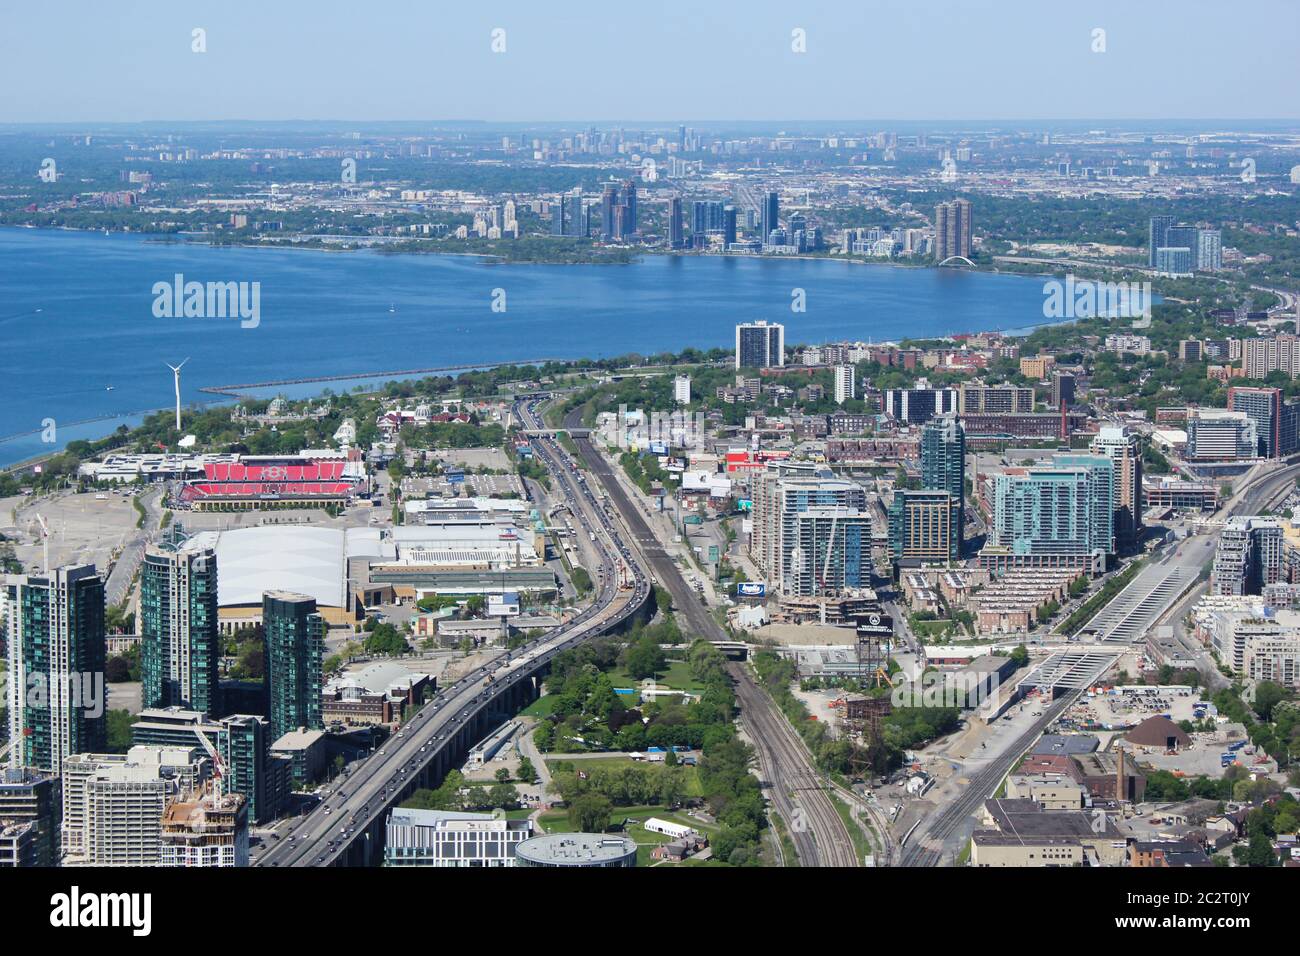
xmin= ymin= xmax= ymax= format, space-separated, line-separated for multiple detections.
xmin=921 ymin=416 xmax=966 ymax=553
xmin=141 ymin=539 xmax=220 ymax=717
xmin=263 ymin=591 xmax=324 ymax=741
xmin=2 ymin=565 xmax=107 ymax=775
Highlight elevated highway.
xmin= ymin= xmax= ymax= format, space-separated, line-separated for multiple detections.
xmin=257 ymin=411 xmax=649 ymax=868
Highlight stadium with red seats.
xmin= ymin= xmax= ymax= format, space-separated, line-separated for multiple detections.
xmin=178 ymin=456 xmax=363 ymax=510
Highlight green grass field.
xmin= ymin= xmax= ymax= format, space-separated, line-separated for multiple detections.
xmin=606 ymin=660 xmax=707 ymax=695
xmin=545 ymin=756 xmax=704 ymax=797
xmin=519 ymin=695 xmax=559 ymax=718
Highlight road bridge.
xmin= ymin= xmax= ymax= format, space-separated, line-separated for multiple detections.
xmin=257 ymin=413 xmax=649 ymax=868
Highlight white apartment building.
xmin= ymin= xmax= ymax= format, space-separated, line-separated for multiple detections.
xmin=384 ymin=808 xmax=532 ymax=866
xmin=1243 ymin=632 xmax=1300 ymax=689
xmin=1243 ymin=334 xmax=1300 ymax=380
xmin=62 ymin=746 xmax=202 ymax=866
xmin=834 ymin=364 xmax=857 ymax=405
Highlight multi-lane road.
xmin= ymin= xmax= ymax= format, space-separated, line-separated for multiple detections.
xmin=257 ymin=405 xmax=649 ymax=867
xmin=902 ymin=459 xmax=1300 ymax=866
xmin=559 ymin=405 xmax=860 ymax=867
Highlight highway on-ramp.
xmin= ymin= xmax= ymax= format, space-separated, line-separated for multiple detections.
xmin=257 ymin=405 xmax=648 ymax=867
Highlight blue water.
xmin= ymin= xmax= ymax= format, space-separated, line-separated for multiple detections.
xmin=0 ymin=227 xmax=1064 ymax=466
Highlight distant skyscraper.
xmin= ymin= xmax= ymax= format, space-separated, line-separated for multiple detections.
xmin=622 ymin=179 xmax=638 ymax=235
xmin=990 ymin=458 xmax=1114 ymax=571
xmin=1154 ymin=246 xmax=1194 ymax=276
xmin=760 ymin=190 xmax=779 ymax=243
xmin=1228 ymin=386 xmax=1285 ymax=458
xmin=263 ymin=592 xmax=324 ymax=742
xmin=551 ymin=196 xmax=567 ymax=237
xmin=934 ymin=199 xmax=972 ymax=261
xmin=601 ymin=184 xmax=619 ymax=239
xmin=1165 ymin=224 xmax=1198 ymax=254
xmin=141 ymin=539 xmax=220 ymax=717
xmin=221 ymin=713 xmax=287 ymax=825
xmin=1197 ymin=229 xmax=1222 ymax=271
xmin=673 ymin=374 xmax=691 ymax=404
xmin=921 ymin=417 xmax=966 ymax=554
xmin=735 ymin=320 xmax=785 ymax=369
xmin=754 ymin=469 xmax=870 ymax=595
xmin=784 ymin=509 xmax=872 ymax=596
xmin=1148 ymin=215 xmax=1175 ymax=267
xmin=888 ymin=489 xmax=960 ymax=564
xmin=691 ymin=200 xmax=708 ymax=235
xmin=3 ymin=565 xmax=107 ymax=776
xmin=668 ymin=196 xmax=684 ymax=249
xmin=722 ymin=205 xmax=738 ymax=245
xmin=1051 ymin=371 xmax=1076 ymax=409
xmin=834 ymin=364 xmax=856 ymax=404
xmin=567 ymin=191 xmax=584 ymax=237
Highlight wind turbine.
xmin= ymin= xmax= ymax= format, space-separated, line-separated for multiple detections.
xmin=166 ymin=358 xmax=189 ymax=431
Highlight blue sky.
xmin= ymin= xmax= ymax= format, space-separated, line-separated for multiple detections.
xmin=2 ymin=0 xmax=1297 ymax=123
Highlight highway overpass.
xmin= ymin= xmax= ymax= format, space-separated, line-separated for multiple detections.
xmin=257 ymin=411 xmax=650 ymax=867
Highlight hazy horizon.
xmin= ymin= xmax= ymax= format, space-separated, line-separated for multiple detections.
xmin=3 ymin=0 xmax=1297 ymax=124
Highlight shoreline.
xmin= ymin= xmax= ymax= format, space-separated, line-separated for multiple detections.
xmin=196 ymin=359 xmax=576 ymax=397
xmin=0 ymin=225 xmax=1104 ymax=472
xmin=4 ymin=223 xmax=1027 ymax=275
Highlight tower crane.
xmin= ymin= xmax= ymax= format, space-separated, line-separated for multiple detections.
xmin=33 ymin=513 xmax=50 ymax=572
xmin=193 ymin=727 xmax=228 ymax=806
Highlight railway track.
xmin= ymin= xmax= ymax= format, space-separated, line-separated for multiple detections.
xmin=559 ymin=403 xmax=860 ymax=866
xmin=730 ymin=660 xmax=860 ymax=867
xmin=901 ymin=693 xmax=1075 ymax=866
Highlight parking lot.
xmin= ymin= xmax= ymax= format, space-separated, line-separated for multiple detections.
xmin=1 ymin=488 xmax=141 ymax=573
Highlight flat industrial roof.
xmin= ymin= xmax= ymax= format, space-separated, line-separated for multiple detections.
xmin=184 ymin=526 xmax=383 ymax=609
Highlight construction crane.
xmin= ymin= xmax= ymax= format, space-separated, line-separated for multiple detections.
xmin=193 ymin=727 xmax=228 ymax=806
xmin=815 ymin=506 xmax=843 ymax=625
xmin=33 ymin=513 xmax=50 ymax=572
xmin=820 ymin=506 xmax=842 ymax=595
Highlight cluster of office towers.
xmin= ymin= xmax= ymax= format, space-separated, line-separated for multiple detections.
xmin=550 ymin=179 xmax=639 ymax=240
xmin=667 ymin=196 xmax=740 ymax=250
xmin=1148 ymin=215 xmax=1222 ymax=275
xmin=749 ymin=461 xmax=873 ymax=597
xmin=888 ymin=417 xmax=967 ymax=566
xmin=1 ymin=529 xmax=325 ymax=866
xmin=889 ymin=423 xmax=1143 ymax=574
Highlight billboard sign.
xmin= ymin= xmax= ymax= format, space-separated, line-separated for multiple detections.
xmin=736 ymin=582 xmax=767 ymax=598
xmin=856 ymin=611 xmax=894 ymax=640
